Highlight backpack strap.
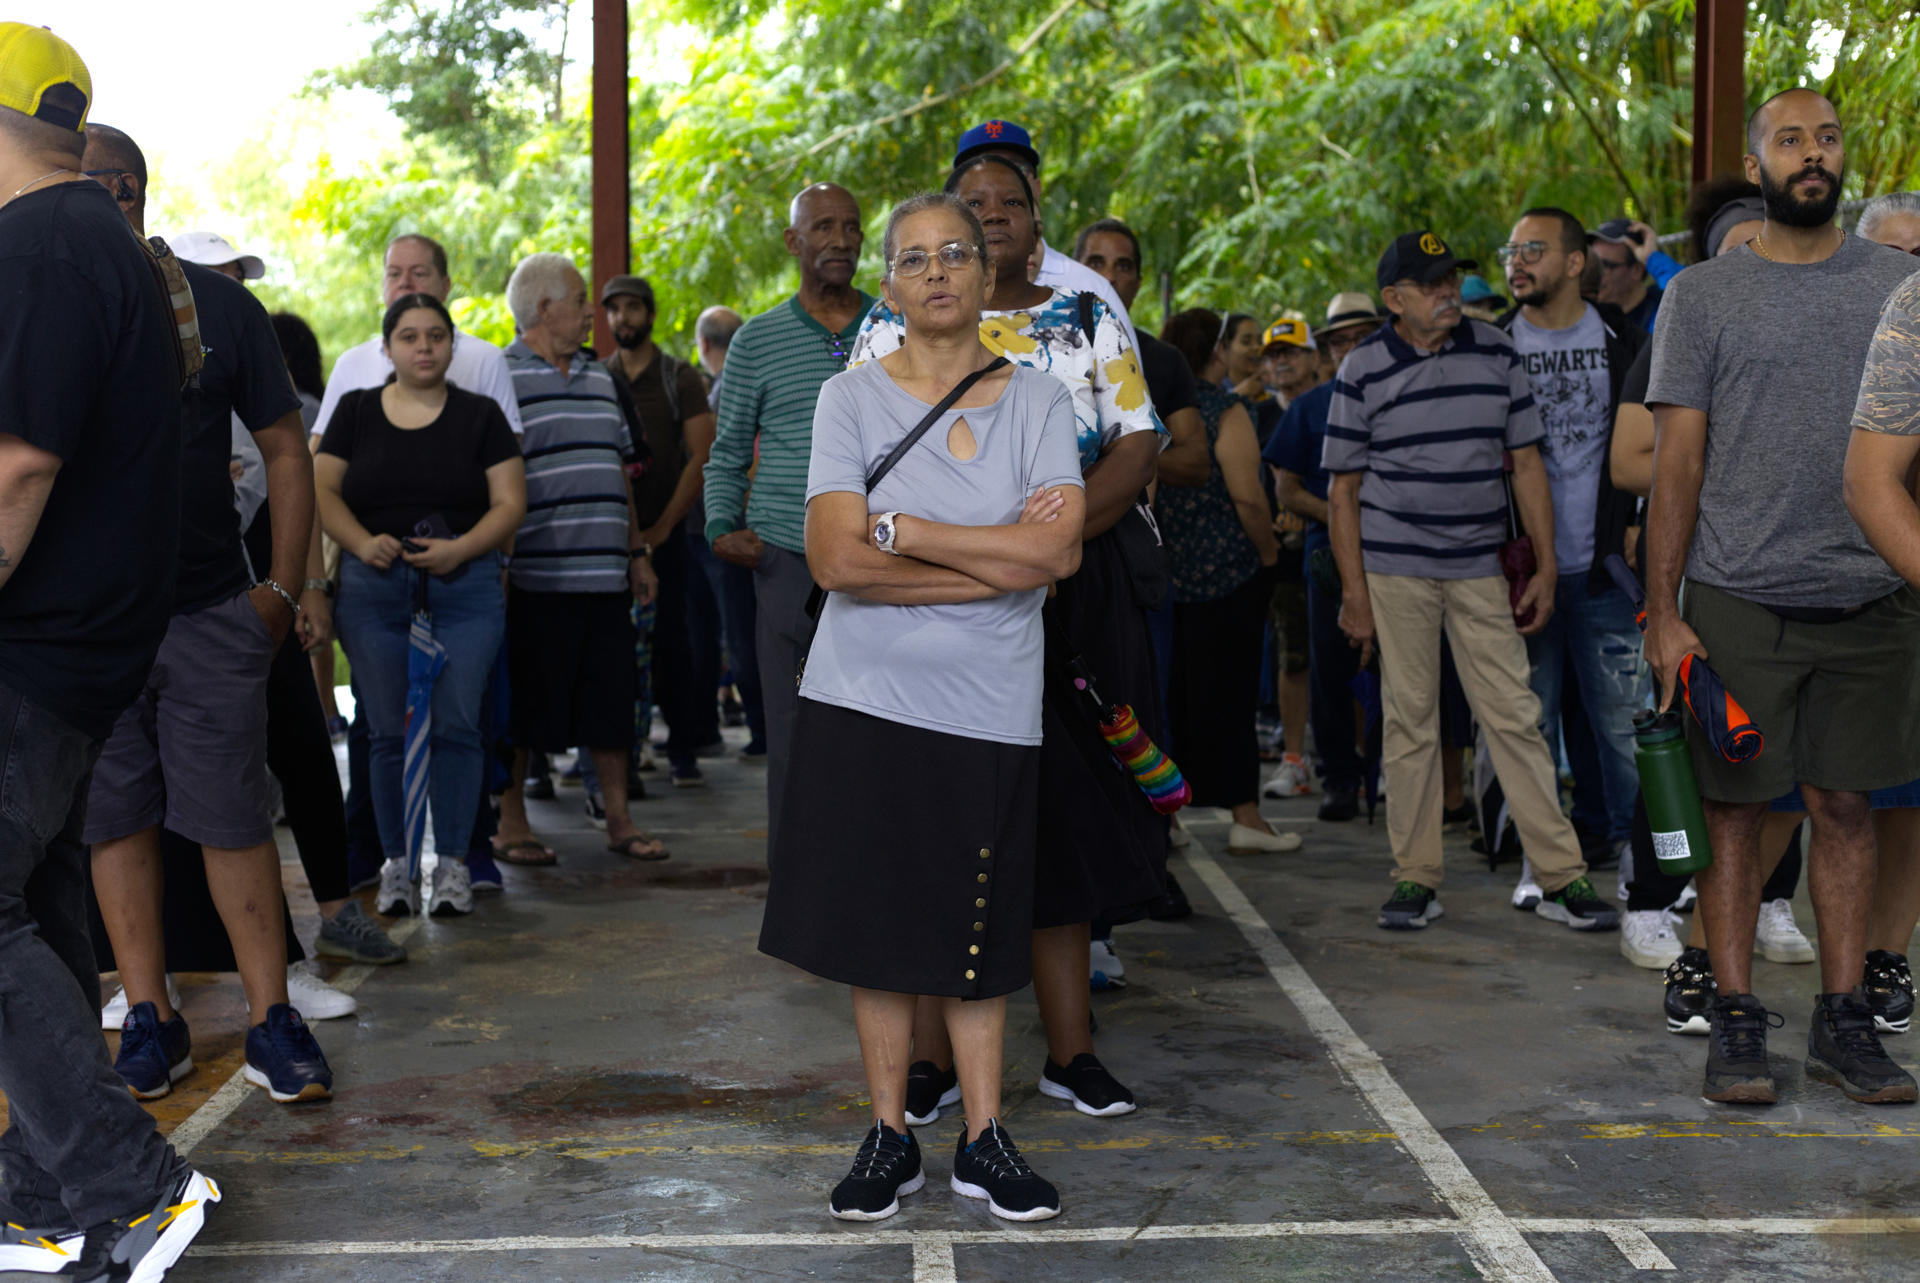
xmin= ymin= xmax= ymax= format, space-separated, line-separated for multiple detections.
xmin=657 ymin=351 xmax=683 ymax=426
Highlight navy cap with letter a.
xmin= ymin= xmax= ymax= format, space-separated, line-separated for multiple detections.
xmin=1376 ymin=230 xmax=1479 ymax=291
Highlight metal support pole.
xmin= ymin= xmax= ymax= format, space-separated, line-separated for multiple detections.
xmin=590 ymin=0 xmax=628 ymax=358
xmin=1691 ymin=0 xmax=1746 ymax=184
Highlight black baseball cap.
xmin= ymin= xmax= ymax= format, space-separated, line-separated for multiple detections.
xmin=1375 ymin=230 xmax=1477 ymax=291
xmin=600 ymin=274 xmax=654 ymax=307
xmin=1589 ymin=218 xmax=1641 ymax=245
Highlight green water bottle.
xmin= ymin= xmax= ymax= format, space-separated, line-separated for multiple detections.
xmin=1634 ymin=710 xmax=1713 ymax=876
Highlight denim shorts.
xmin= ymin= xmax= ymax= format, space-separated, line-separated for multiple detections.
xmin=81 ymin=591 xmax=276 ymax=849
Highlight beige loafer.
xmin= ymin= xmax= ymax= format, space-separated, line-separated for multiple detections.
xmin=1227 ymin=823 xmax=1303 ymax=854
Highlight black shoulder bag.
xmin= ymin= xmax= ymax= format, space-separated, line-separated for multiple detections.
xmin=802 ymin=356 xmax=1011 ymax=622
xmin=1074 ymin=289 xmax=1171 ymax=608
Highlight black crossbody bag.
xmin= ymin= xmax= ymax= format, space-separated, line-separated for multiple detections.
xmin=802 ymin=356 xmax=1012 ymax=623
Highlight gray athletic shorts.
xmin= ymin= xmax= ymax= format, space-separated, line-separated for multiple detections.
xmin=82 ymin=591 xmax=276 ymax=848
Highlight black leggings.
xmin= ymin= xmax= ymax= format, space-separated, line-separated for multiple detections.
xmin=1625 ymin=793 xmax=1801 ymax=911
xmin=266 ymin=632 xmax=350 ymax=904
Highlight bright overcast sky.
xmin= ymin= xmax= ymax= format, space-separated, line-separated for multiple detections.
xmin=35 ymin=0 xmax=388 ymax=169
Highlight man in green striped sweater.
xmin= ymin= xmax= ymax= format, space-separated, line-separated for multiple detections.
xmin=703 ymin=183 xmax=873 ymax=846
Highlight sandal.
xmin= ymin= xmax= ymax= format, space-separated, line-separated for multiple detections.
xmin=608 ymin=832 xmax=669 ymax=862
xmin=493 ymin=837 xmax=557 ymax=866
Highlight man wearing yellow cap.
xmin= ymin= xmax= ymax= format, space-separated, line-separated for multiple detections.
xmin=0 ymin=22 xmax=221 ymax=1276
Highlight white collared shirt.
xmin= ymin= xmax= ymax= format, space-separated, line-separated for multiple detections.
xmin=312 ymin=327 xmax=525 ymax=439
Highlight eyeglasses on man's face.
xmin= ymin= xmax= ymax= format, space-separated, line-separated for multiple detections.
xmin=1494 ymin=240 xmax=1549 ymax=266
xmin=890 ymin=242 xmax=982 ymax=279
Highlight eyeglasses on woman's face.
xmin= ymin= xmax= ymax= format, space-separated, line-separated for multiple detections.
xmin=889 ymin=241 xmax=983 ymax=279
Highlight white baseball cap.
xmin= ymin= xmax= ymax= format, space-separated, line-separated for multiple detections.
xmin=170 ymin=230 xmax=266 ymax=280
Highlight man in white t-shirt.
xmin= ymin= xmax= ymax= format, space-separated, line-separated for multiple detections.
xmin=311 ymin=233 xmax=523 ymax=439
xmin=952 ymin=119 xmax=1138 ymax=350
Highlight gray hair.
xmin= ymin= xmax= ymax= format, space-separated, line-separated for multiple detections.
xmin=1858 ymin=192 xmax=1920 ymax=244
xmin=880 ymin=193 xmax=988 ymax=277
xmin=505 ymin=252 xmax=580 ymax=331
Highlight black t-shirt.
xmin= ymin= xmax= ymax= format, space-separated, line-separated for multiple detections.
xmin=0 ymin=183 xmax=182 ymax=737
xmin=320 ymin=384 xmax=521 ymax=538
xmin=1135 ymin=331 xmax=1198 ymax=424
xmin=610 ymin=351 xmax=712 ymax=529
xmin=1621 ymin=338 xmax=1652 ymax=404
xmin=175 ymin=261 xmax=301 ymax=614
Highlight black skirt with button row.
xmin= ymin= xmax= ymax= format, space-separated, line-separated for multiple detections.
xmin=758 ymin=698 xmax=1040 ymax=1000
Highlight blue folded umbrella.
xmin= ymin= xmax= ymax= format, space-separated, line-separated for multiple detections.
xmin=403 ymin=570 xmax=448 ymax=881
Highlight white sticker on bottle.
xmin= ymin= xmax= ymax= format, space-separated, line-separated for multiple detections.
xmin=1651 ymin=830 xmax=1692 ymax=863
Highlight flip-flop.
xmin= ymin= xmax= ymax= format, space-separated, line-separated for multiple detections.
xmin=608 ymin=833 xmax=669 ymax=862
xmin=493 ymin=837 xmax=557 ymax=866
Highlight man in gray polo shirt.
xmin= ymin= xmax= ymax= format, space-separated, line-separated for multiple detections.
xmin=1325 ymin=230 xmax=1615 ymax=934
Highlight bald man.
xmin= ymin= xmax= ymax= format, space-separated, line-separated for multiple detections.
xmin=702 ymin=184 xmax=872 ymax=845
xmin=1644 ymin=86 xmax=1920 ymax=1106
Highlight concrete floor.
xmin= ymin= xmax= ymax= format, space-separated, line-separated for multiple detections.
xmin=19 ymin=732 xmax=1920 ymax=1282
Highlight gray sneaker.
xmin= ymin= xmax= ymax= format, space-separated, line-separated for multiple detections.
xmin=315 ymin=900 xmax=408 ymax=965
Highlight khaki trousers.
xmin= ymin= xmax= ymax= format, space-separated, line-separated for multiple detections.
xmin=1367 ymin=573 xmax=1586 ymax=893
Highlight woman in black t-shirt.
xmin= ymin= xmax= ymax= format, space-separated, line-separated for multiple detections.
xmin=316 ymin=293 xmax=525 ymax=919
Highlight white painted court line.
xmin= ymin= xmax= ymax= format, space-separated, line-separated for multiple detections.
xmin=1600 ymin=1227 xmax=1676 ymax=1271
xmin=1180 ymin=848 xmax=1556 ymax=1283
xmin=171 ymin=915 xmax=425 ymax=1160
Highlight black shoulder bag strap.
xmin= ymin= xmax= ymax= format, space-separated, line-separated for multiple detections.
xmin=803 ymin=355 xmax=1011 ymax=620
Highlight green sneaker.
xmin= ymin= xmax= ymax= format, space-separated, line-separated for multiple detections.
xmin=1378 ymin=881 xmax=1442 ymax=931
xmin=1537 ymin=876 xmax=1620 ymax=932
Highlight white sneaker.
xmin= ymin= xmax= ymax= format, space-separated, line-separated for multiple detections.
xmin=1168 ymin=819 xmax=1192 ymax=849
xmin=1756 ymin=898 xmax=1815 ymax=964
xmin=287 ymin=961 xmax=357 ymax=1019
xmin=1089 ymin=937 xmax=1127 ymax=990
xmin=429 ymin=858 xmax=474 ymax=917
xmin=100 ymin=975 xmax=183 ymax=1031
xmin=376 ymin=858 xmax=419 ymax=917
xmin=1261 ymin=756 xmax=1314 ymax=798
xmin=1620 ymin=909 xmax=1684 ymax=969
xmin=1510 ymin=878 xmax=1543 ymax=911
xmin=1227 ymin=822 xmax=1303 ymax=853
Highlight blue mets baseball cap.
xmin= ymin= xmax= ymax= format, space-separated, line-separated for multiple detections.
xmin=954 ymin=119 xmax=1041 ymax=173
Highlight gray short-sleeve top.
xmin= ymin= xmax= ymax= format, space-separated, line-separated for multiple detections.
xmin=801 ymin=359 xmax=1084 ymax=744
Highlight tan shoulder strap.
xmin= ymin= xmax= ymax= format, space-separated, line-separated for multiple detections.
xmin=134 ymin=232 xmax=203 ymax=387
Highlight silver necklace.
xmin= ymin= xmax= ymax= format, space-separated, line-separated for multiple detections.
xmin=7 ymin=167 xmax=74 ymax=201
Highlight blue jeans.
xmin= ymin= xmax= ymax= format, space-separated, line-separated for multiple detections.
xmin=1525 ymin=578 xmax=1650 ymax=844
xmin=690 ymin=524 xmax=766 ymax=751
xmin=335 ymin=553 xmax=505 ymax=866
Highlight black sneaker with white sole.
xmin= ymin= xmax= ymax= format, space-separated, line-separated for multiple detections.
xmin=1865 ymin=950 xmax=1914 ymax=1034
xmin=1664 ymin=947 xmax=1714 ymax=1035
xmin=1378 ymin=881 xmax=1441 ymax=930
xmin=950 ymin=1119 xmax=1060 ymax=1221
xmin=1039 ymin=1053 xmax=1137 ymax=1117
xmin=1806 ymin=991 xmax=1919 ymax=1104
xmin=828 ymin=1122 xmax=924 ymax=1222
xmin=1534 ymin=877 xmax=1619 ymax=931
xmin=904 ymin=1060 xmax=961 ymax=1126
xmin=1 ymin=1170 xmax=226 ymax=1283
xmin=1703 ymin=992 xmax=1782 ymax=1105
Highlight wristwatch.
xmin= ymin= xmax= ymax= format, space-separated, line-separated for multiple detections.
xmin=873 ymin=511 xmax=904 ymax=556
xmin=303 ymin=577 xmax=334 ymax=599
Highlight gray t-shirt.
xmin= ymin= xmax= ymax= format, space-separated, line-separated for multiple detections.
xmin=1647 ymin=235 xmax=1917 ymax=607
xmin=801 ymin=360 xmax=1084 ymax=745
xmin=1512 ymin=305 xmax=1612 ymax=574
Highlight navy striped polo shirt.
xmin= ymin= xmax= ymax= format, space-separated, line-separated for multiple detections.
xmin=1320 ymin=318 xmax=1543 ymax=579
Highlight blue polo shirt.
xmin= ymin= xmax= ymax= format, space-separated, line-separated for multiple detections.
xmin=1263 ymin=380 xmax=1337 ymax=555
xmin=1320 ymin=318 xmax=1542 ymax=580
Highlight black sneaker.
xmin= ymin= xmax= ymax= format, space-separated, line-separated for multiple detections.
xmin=950 ymin=1120 xmax=1060 ymax=1221
xmin=1806 ymin=991 xmax=1919 ymax=1104
xmin=1441 ymin=802 xmax=1474 ymax=827
xmin=1664 ymin=947 xmax=1714 ymax=1035
xmin=1318 ymin=787 xmax=1359 ymax=823
xmin=1535 ymin=877 xmax=1620 ymax=931
xmin=524 ymin=773 xmax=556 ymax=801
xmin=116 ymin=1001 xmax=193 ymax=1101
xmin=9 ymin=1169 xmax=226 ymax=1282
xmin=1377 ymin=881 xmax=1441 ymax=930
xmin=1039 ymin=1053 xmax=1137 ymax=1117
xmin=1865 ymin=951 xmax=1914 ymax=1034
xmin=1703 ymin=992 xmax=1782 ymax=1104
xmin=904 ymin=1060 xmax=961 ymax=1126
xmin=828 ymin=1122 xmax=923 ymax=1221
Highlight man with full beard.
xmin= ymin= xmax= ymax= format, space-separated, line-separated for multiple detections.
xmin=1644 ymin=87 xmax=1920 ymax=1106
xmin=603 ymin=275 xmax=721 ymax=788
